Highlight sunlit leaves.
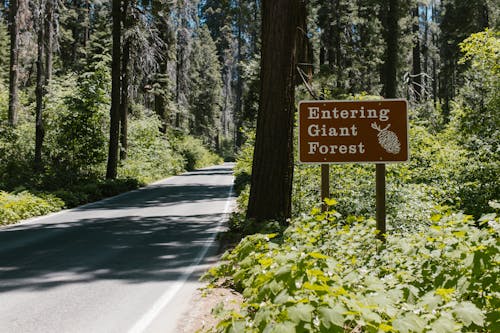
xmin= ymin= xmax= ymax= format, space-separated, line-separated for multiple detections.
xmin=206 ymin=210 xmax=499 ymax=332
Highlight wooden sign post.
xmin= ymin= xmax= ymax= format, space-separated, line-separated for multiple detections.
xmin=298 ymin=99 xmax=408 ymax=238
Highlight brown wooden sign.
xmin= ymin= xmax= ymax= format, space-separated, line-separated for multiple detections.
xmin=298 ymin=99 xmax=408 ymax=163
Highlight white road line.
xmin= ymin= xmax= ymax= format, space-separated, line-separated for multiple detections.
xmin=127 ymin=182 xmax=234 ymax=333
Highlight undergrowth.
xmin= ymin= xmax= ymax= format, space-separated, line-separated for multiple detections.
xmin=205 ymin=204 xmax=500 ymax=332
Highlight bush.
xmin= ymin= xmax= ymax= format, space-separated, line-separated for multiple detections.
xmin=53 ymin=178 xmax=142 ymax=208
xmin=0 ymin=191 xmax=64 ymax=225
xmin=0 ymin=123 xmax=36 ymax=189
xmin=206 ymin=207 xmax=500 ymax=332
xmin=119 ymin=114 xmax=184 ymax=183
xmin=174 ymin=135 xmax=222 ymax=171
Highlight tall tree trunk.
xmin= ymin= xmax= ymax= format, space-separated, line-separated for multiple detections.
xmin=83 ymin=0 xmax=91 ymax=48
xmin=422 ymin=5 xmax=429 ymax=100
xmin=334 ymin=0 xmax=342 ymax=90
xmin=106 ymin=0 xmax=122 ymax=179
xmin=382 ymin=0 xmax=399 ymax=98
xmin=45 ymin=0 xmax=53 ymax=84
xmin=154 ymin=60 xmax=169 ymax=133
xmin=152 ymin=0 xmax=171 ymax=133
xmin=379 ymin=0 xmax=400 ymax=240
xmin=120 ymin=0 xmax=130 ymax=161
xmin=8 ymin=0 xmax=19 ymax=126
xmin=235 ymin=1 xmax=243 ymax=148
xmin=35 ymin=1 xmax=46 ymax=172
xmin=412 ymin=5 xmax=422 ymax=101
xmin=246 ymin=0 xmax=300 ymax=223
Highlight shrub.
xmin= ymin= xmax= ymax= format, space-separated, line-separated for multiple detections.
xmin=206 ymin=207 xmax=500 ymax=332
xmin=119 ymin=114 xmax=184 ymax=183
xmin=0 ymin=123 xmax=36 ymax=189
xmin=0 ymin=191 xmax=64 ymax=225
xmin=173 ymin=135 xmax=222 ymax=171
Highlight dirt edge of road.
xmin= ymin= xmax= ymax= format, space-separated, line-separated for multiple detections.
xmin=175 ymin=285 xmax=243 ymax=332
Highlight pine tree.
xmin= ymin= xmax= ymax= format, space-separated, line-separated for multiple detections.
xmin=188 ymin=25 xmax=223 ymax=148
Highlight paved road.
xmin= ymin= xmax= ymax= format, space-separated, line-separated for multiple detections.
xmin=0 ymin=164 xmax=235 ymax=333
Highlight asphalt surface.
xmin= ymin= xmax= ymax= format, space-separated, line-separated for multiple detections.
xmin=0 ymin=163 xmax=235 ymax=333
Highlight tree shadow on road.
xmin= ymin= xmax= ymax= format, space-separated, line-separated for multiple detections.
xmin=0 ymin=165 xmax=235 ymax=293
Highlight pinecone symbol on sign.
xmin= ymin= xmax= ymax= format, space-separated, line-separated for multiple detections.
xmin=371 ymin=122 xmax=401 ymax=154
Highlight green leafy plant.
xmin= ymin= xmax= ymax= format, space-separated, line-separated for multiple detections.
xmin=206 ymin=205 xmax=499 ymax=332
xmin=0 ymin=191 xmax=64 ymax=225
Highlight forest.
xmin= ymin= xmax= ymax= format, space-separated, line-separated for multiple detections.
xmin=0 ymin=0 xmax=499 ymax=331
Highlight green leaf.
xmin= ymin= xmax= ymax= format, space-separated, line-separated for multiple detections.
xmin=264 ymin=321 xmax=297 ymax=333
xmin=228 ymin=320 xmax=246 ymax=333
xmin=274 ymin=289 xmax=290 ymax=304
xmin=392 ymin=313 xmax=426 ymax=333
xmin=318 ymin=306 xmax=345 ymax=328
xmin=431 ymin=315 xmax=457 ymax=333
xmin=287 ymin=303 xmax=315 ymax=323
xmin=454 ymin=302 xmax=485 ymax=326
xmin=324 ymin=198 xmax=337 ymax=206
xmin=309 ymin=252 xmax=328 ymax=259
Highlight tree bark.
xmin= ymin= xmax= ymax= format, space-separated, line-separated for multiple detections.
xmin=83 ymin=0 xmax=91 ymax=48
xmin=246 ymin=0 xmax=300 ymax=223
xmin=106 ymin=0 xmax=122 ymax=179
xmin=412 ymin=5 xmax=422 ymax=101
xmin=382 ymin=0 xmax=399 ymax=98
xmin=35 ymin=1 xmax=46 ymax=172
xmin=45 ymin=0 xmax=53 ymax=84
xmin=120 ymin=0 xmax=130 ymax=161
xmin=8 ymin=0 xmax=19 ymax=126
xmin=422 ymin=5 xmax=429 ymax=100
xmin=234 ymin=0 xmax=243 ymax=148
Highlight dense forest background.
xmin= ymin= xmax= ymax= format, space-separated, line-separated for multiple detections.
xmin=0 ymin=0 xmax=498 ymax=225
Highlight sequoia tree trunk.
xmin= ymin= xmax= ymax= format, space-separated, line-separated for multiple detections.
xmin=106 ymin=0 xmax=122 ymax=179
xmin=35 ymin=1 xmax=46 ymax=172
xmin=246 ymin=0 xmax=301 ymax=223
xmin=119 ymin=0 xmax=130 ymax=161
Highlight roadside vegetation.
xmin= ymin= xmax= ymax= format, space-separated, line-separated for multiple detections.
xmin=204 ymin=29 xmax=499 ymax=332
xmin=0 ymin=105 xmax=221 ymax=226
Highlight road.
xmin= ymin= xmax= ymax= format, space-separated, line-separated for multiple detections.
xmin=0 ymin=164 xmax=235 ymax=333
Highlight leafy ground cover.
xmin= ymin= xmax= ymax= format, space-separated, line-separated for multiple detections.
xmin=206 ymin=203 xmax=499 ymax=332
xmin=0 ymin=191 xmax=64 ymax=225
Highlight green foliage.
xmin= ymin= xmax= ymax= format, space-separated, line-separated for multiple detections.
xmin=453 ymin=29 xmax=499 ymax=149
xmin=0 ymin=123 xmax=36 ymax=189
xmin=449 ymin=29 xmax=500 ymax=217
xmin=47 ymin=53 xmax=110 ymax=180
xmin=234 ymin=129 xmax=254 ymax=196
xmin=0 ymin=191 xmax=64 ymax=225
xmin=206 ymin=208 xmax=500 ymax=332
xmin=188 ymin=25 xmax=223 ymax=148
xmin=51 ymin=178 xmax=141 ymax=208
xmin=235 ymin=121 xmax=474 ymax=232
xmin=173 ymin=134 xmax=222 ymax=171
xmin=0 ymin=19 xmax=9 ymax=81
xmin=119 ymin=113 xmax=184 ymax=183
